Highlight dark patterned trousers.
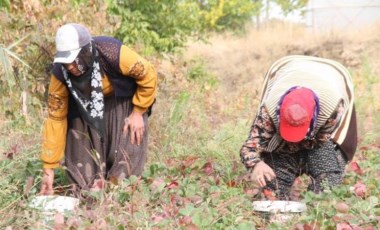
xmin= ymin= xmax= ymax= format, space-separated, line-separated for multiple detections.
xmin=262 ymin=141 xmax=347 ymax=200
xmin=64 ymin=96 xmax=148 ymax=191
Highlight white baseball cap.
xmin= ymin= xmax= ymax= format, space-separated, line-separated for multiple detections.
xmin=54 ymin=23 xmax=92 ymax=63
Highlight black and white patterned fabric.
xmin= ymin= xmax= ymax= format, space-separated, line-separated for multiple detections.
xmin=262 ymin=140 xmax=347 ymax=200
xmin=62 ymin=42 xmax=105 ymax=136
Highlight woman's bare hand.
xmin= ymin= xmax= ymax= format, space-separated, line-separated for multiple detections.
xmin=40 ymin=168 xmax=54 ymax=195
xmin=123 ymin=110 xmax=145 ymax=145
xmin=250 ymin=161 xmax=276 ymax=187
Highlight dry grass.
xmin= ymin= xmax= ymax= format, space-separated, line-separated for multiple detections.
xmin=143 ymin=24 xmax=380 ymax=199
xmin=150 ymin=21 xmax=380 ymax=158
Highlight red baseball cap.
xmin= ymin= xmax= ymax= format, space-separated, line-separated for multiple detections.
xmin=279 ymin=88 xmax=316 ymax=142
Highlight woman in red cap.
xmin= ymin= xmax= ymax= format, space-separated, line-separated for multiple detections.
xmin=240 ymin=55 xmax=357 ymax=200
xmin=40 ymin=23 xmax=157 ymax=195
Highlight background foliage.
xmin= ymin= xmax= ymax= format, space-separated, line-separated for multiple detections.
xmin=107 ymin=0 xmax=265 ymax=53
xmin=0 ymin=0 xmax=308 ymax=121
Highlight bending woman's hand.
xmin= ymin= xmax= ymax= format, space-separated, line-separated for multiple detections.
xmin=40 ymin=168 xmax=54 ymax=195
xmin=250 ymin=161 xmax=276 ymax=187
xmin=123 ymin=110 xmax=145 ymax=145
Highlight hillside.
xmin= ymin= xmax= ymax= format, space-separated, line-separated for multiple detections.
xmin=179 ymin=21 xmax=380 ymax=138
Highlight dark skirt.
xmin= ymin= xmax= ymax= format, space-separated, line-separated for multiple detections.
xmin=262 ymin=140 xmax=347 ymax=200
xmin=64 ymin=96 xmax=148 ymax=190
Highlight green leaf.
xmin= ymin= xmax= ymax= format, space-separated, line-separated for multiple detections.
xmin=235 ymin=222 xmax=255 ymax=230
xmin=179 ymin=204 xmax=195 ymax=216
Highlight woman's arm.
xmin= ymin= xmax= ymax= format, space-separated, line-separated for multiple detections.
xmin=39 ymin=75 xmax=68 ymax=194
xmin=240 ymin=106 xmax=276 ymax=169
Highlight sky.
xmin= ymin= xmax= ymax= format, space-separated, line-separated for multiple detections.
xmin=264 ymin=0 xmax=380 ymax=31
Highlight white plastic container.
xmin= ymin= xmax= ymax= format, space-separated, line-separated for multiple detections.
xmin=29 ymin=195 xmax=79 ymax=212
xmin=29 ymin=195 xmax=79 ymax=224
xmin=252 ymin=200 xmax=307 ymax=223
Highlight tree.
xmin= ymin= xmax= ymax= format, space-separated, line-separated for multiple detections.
xmin=107 ymin=0 xmax=203 ymax=53
xmin=271 ymin=0 xmax=308 ymax=16
xmin=198 ymin=0 xmax=262 ymax=32
xmin=106 ymin=0 xmax=262 ymax=53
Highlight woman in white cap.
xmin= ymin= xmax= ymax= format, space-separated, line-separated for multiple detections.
xmin=40 ymin=23 xmax=157 ymax=194
xmin=240 ymin=55 xmax=357 ymax=200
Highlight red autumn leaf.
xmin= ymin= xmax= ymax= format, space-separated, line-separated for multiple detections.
xmin=336 ymin=222 xmax=353 ymax=230
xmin=263 ymin=189 xmax=277 ymax=200
xmin=348 ymin=162 xmax=363 ymax=175
xmin=179 ymin=215 xmax=192 ymax=225
xmin=226 ymin=180 xmax=236 ymax=187
xmin=263 ymin=189 xmax=272 ymax=196
xmin=164 ymin=158 xmax=177 ymax=167
xmin=150 ymin=177 xmax=165 ymax=191
xmin=185 ymin=223 xmax=199 ymax=230
xmin=162 ymin=204 xmax=178 ymax=217
xmin=291 ymin=223 xmax=304 ymax=230
xmin=202 ymin=161 xmax=213 ymax=175
xmin=3 ymin=151 xmax=14 ymax=159
xmin=303 ymin=222 xmax=320 ymax=230
xmin=361 ymin=226 xmax=376 ymax=230
xmin=166 ymin=181 xmax=179 ymax=189
xmin=182 ymin=156 xmax=198 ymax=167
xmin=351 ymin=180 xmax=366 ymax=198
xmin=332 ymin=215 xmax=342 ymax=223
xmin=364 ymin=226 xmax=377 ymax=230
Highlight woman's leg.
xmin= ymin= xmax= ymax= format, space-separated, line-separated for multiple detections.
xmin=305 ymin=141 xmax=347 ymax=193
xmin=64 ymin=117 xmax=106 ymax=190
xmin=103 ymin=97 xmax=149 ymax=182
xmin=64 ymin=96 xmax=149 ymax=190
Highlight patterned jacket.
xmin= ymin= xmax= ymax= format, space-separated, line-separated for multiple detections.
xmin=40 ymin=36 xmax=157 ymax=169
xmin=240 ymin=55 xmax=357 ymax=169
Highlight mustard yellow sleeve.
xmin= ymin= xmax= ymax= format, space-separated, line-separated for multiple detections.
xmin=40 ymin=75 xmax=69 ymax=169
xmin=119 ymin=45 xmax=157 ymax=113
